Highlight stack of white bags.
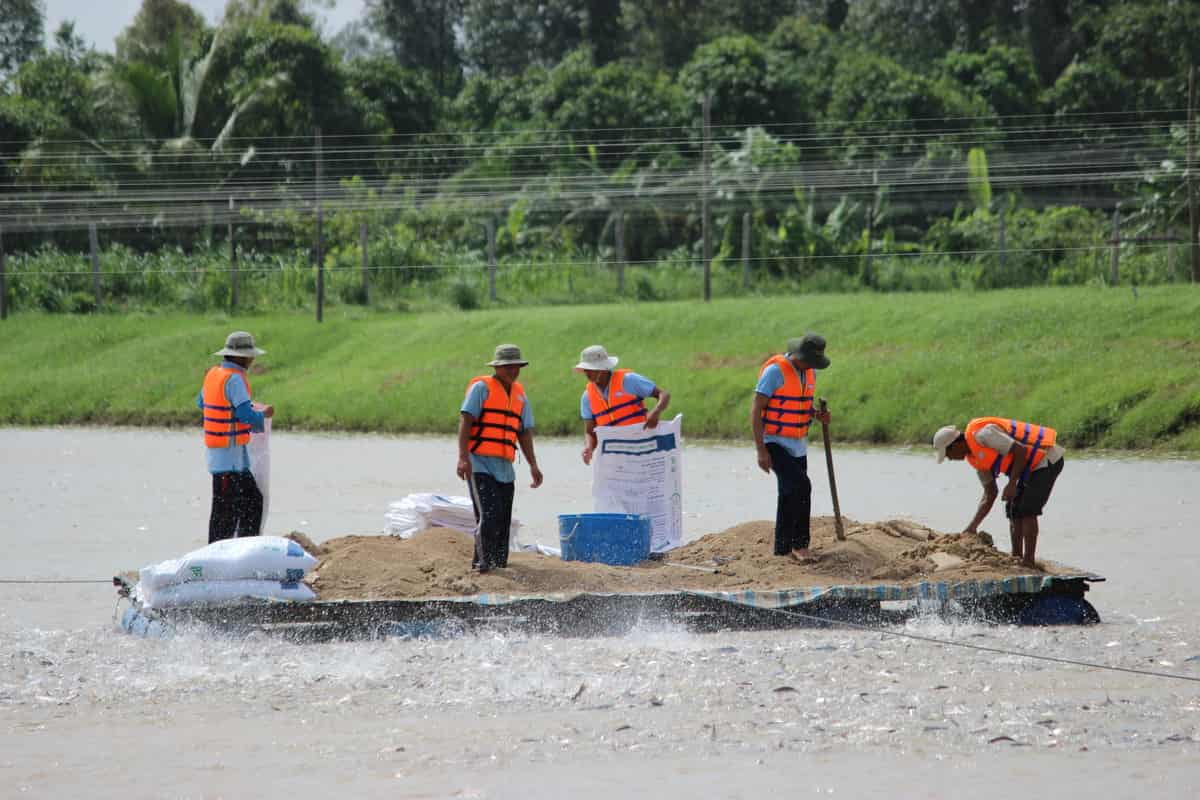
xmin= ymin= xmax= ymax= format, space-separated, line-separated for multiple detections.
xmin=384 ymin=493 xmax=559 ymax=556
xmin=135 ymin=536 xmax=318 ymax=611
xmin=384 ymin=493 xmax=521 ymax=540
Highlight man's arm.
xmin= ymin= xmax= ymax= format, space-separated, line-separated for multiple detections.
xmin=644 ymin=386 xmax=671 ymax=429
xmin=233 ymin=401 xmax=271 ymax=429
xmin=517 ymin=429 xmax=543 ymax=488
xmin=751 ymin=393 xmax=771 ymax=473
xmin=582 ymin=419 xmax=598 ymax=465
xmin=456 ymin=412 xmax=474 ymax=480
xmin=964 ymin=471 xmax=998 ymax=533
xmin=1002 ymin=444 xmax=1029 ymax=501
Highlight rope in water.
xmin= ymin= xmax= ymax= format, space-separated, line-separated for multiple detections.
xmin=730 ymin=598 xmax=1200 ymax=684
xmin=0 ymin=579 xmax=114 ymax=584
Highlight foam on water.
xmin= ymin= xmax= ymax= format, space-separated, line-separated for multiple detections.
xmin=5 ymin=430 xmax=1200 ymax=795
xmin=4 ymin=607 xmax=1198 ymax=758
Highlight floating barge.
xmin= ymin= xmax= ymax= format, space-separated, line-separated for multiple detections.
xmin=115 ymin=571 xmax=1104 ymax=641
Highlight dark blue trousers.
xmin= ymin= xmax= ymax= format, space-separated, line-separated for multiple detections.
xmin=208 ymin=471 xmax=263 ymax=543
xmin=468 ymin=472 xmax=515 ymax=569
xmin=767 ymin=444 xmax=812 ymax=555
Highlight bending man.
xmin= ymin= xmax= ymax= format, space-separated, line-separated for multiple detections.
xmin=933 ymin=418 xmax=1065 ymax=568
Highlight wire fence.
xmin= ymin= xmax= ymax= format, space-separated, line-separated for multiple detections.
xmin=1 ymin=112 xmax=1197 ymax=319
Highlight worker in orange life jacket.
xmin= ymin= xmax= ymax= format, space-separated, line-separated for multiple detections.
xmin=751 ymin=334 xmax=831 ymax=563
xmin=575 ymin=344 xmax=672 ymax=465
xmin=196 ymin=331 xmax=274 ymax=544
xmin=933 ymin=418 xmax=1065 ymax=569
xmin=456 ymin=344 xmax=543 ymax=572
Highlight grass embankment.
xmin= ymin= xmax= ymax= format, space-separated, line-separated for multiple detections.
xmin=3 ymin=286 xmax=1199 ymax=451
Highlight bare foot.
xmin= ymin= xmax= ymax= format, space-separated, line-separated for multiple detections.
xmin=790 ymin=548 xmax=820 ymax=565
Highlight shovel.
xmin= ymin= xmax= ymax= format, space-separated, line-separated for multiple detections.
xmin=818 ymin=397 xmax=845 ymax=541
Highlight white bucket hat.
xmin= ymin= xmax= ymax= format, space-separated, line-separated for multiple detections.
xmin=214 ymin=330 xmax=265 ymax=358
xmin=574 ymin=344 xmax=618 ymax=372
xmin=932 ymin=425 xmax=961 ymax=463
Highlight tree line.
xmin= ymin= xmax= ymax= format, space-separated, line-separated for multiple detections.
xmin=0 ymin=0 xmax=1197 ymax=313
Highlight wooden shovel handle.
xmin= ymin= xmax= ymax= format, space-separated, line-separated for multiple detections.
xmin=819 ymin=398 xmax=846 ymax=541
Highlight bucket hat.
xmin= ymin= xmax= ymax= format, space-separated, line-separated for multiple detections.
xmin=786 ymin=333 xmax=830 ymax=369
xmin=487 ymin=343 xmax=529 ymax=367
xmin=932 ymin=425 xmax=962 ymax=463
xmin=214 ymin=331 xmax=265 ymax=358
xmin=574 ymin=344 xmax=619 ymax=372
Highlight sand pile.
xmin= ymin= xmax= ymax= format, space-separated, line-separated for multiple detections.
xmin=297 ymin=517 xmax=1081 ymax=602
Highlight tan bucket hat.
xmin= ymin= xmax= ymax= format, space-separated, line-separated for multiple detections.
xmin=214 ymin=331 xmax=265 ymax=358
xmin=487 ymin=343 xmax=529 ymax=367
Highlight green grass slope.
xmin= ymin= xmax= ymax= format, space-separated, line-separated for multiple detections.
xmin=3 ymin=286 xmax=1199 ymax=451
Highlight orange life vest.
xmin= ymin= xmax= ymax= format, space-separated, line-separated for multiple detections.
xmin=466 ymin=375 xmax=526 ymax=461
xmin=759 ymin=355 xmax=815 ymax=439
xmin=964 ymin=417 xmax=1057 ymax=480
xmin=586 ymin=369 xmax=648 ymax=427
xmin=201 ymin=365 xmax=253 ymax=449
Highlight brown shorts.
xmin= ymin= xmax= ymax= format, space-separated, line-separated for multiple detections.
xmin=1006 ymin=458 xmax=1064 ymax=519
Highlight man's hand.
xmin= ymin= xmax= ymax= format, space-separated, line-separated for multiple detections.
xmin=530 ymin=464 xmax=544 ymax=489
xmin=814 ymin=407 xmax=830 ymax=425
xmin=644 ymin=409 xmax=662 ymax=430
xmin=756 ymin=447 xmax=772 ymax=474
xmin=1002 ymin=481 xmax=1018 ymax=502
xmin=581 ymin=446 xmax=594 ymax=465
xmin=456 ymin=456 xmax=470 ymax=481
xmin=261 ymin=404 xmax=275 ymax=418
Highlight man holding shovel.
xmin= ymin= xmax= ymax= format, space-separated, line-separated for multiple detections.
xmin=751 ymin=334 xmax=831 ymax=563
xmin=933 ymin=418 xmax=1064 ymax=568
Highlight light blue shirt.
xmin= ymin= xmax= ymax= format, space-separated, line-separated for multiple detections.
xmin=580 ymin=372 xmax=656 ymax=420
xmin=755 ymin=362 xmax=808 ymax=458
xmin=197 ymin=360 xmax=266 ymax=474
xmin=461 ymin=379 xmax=535 ymax=484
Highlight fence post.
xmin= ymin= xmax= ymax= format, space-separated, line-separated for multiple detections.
xmin=485 ymin=217 xmax=497 ymax=301
xmin=88 ymin=222 xmax=101 ymax=309
xmin=862 ymin=199 xmax=875 ymax=287
xmin=228 ymin=197 xmax=238 ymax=311
xmin=315 ymin=127 xmax=324 ymax=323
xmin=741 ymin=211 xmax=751 ymax=289
xmin=0 ymin=222 xmax=6 ymax=320
xmin=1189 ymin=65 xmax=1198 ymax=282
xmin=998 ymin=211 xmax=1006 ymax=271
xmin=701 ymin=94 xmax=712 ymax=302
xmin=360 ymin=221 xmax=369 ymax=305
xmin=1109 ymin=208 xmax=1121 ymax=286
xmin=1168 ymin=242 xmax=1176 ymax=282
xmin=614 ymin=209 xmax=625 ymax=293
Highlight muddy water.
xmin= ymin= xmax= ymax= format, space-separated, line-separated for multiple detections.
xmin=2 ymin=428 xmax=1199 ymax=798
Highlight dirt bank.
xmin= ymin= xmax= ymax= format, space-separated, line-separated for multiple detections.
xmin=295 ymin=517 xmax=1085 ymax=601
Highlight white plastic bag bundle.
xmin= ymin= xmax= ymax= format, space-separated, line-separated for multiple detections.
xmin=592 ymin=413 xmax=684 ymax=553
xmin=248 ymin=410 xmax=271 ymax=534
xmin=137 ymin=536 xmax=318 ymax=610
xmin=384 ymin=493 xmax=521 ymax=547
xmin=138 ymin=579 xmax=315 ymax=611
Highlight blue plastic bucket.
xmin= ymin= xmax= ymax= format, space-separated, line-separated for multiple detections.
xmin=557 ymin=513 xmax=652 ymax=566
